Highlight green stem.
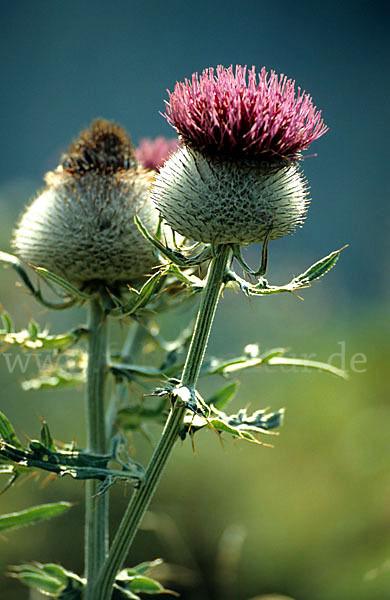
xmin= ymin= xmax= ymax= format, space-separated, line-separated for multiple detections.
xmin=95 ymin=244 xmax=231 ymax=600
xmin=105 ymin=319 xmax=148 ymax=445
xmin=85 ymin=297 xmax=109 ymax=600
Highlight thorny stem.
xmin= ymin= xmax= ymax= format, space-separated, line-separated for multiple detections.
xmin=85 ymin=297 xmax=109 ymax=600
xmin=95 ymin=244 xmax=232 ymax=600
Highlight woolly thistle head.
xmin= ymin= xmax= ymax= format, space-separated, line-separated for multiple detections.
xmin=136 ymin=137 xmax=179 ymax=171
xmin=12 ymin=120 xmax=161 ymax=287
xmin=152 ymin=65 xmax=328 ymax=245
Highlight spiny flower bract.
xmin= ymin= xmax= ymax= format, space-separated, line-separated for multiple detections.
xmin=152 ymin=147 xmax=309 ymax=244
xmin=164 ymin=65 xmax=327 ymax=161
xmin=12 ymin=120 xmax=161 ymax=287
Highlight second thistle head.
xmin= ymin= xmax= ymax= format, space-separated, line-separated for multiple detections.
xmin=12 ymin=120 xmax=162 ymax=288
xmin=151 ymin=65 xmax=328 ymax=246
xmin=136 ymin=137 xmax=179 ymax=172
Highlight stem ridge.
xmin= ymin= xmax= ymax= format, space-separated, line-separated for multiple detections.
xmin=85 ymin=298 xmax=109 ymax=600
xmin=95 ymin=244 xmax=231 ymax=600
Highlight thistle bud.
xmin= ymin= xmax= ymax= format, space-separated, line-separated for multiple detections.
xmin=152 ymin=147 xmax=308 ymax=245
xmin=151 ymin=65 xmax=328 ymax=246
xmin=12 ymin=120 xmax=161 ymax=287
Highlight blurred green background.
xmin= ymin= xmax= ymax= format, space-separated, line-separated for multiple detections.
xmin=0 ymin=1 xmax=388 ymax=599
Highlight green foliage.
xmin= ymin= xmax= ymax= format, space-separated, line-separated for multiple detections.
xmin=9 ymin=563 xmax=84 ymax=598
xmin=0 ymin=251 xmax=77 ymax=310
xmin=32 ymin=267 xmax=94 ymax=300
xmin=9 ymin=559 xmax=176 ymax=599
xmin=229 ymin=246 xmax=347 ymax=297
xmin=0 ymin=410 xmax=23 ymax=449
xmin=181 ymin=405 xmax=285 ymax=445
xmin=134 ymin=214 xmax=213 ymax=269
xmin=109 ymin=271 xmax=164 ymax=318
xmin=0 ymin=317 xmax=85 ymax=350
xmin=0 ymin=411 xmax=31 ymax=492
xmin=203 ymin=346 xmax=348 ymax=379
xmin=0 ymin=413 xmax=144 ymax=493
xmin=113 ymin=559 xmax=178 ymax=599
xmin=0 ymin=240 xmax=345 ymax=599
xmin=0 ymin=502 xmax=72 ymax=532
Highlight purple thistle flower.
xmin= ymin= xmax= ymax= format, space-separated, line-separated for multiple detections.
xmin=136 ymin=137 xmax=179 ymax=171
xmin=152 ymin=65 xmax=328 ymax=246
xmin=164 ymin=65 xmax=327 ymax=161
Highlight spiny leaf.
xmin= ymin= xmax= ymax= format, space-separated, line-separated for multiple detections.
xmin=0 ymin=438 xmax=144 ymax=488
xmin=135 ymin=214 xmax=212 ymax=268
xmin=129 ymin=576 xmax=165 ymax=593
xmin=0 ymin=501 xmax=72 ymax=532
xmin=134 ymin=214 xmax=187 ymax=266
xmin=9 ymin=562 xmax=84 ymax=597
xmin=0 ymin=251 xmax=37 ymax=295
xmin=40 ymin=421 xmax=57 ymax=451
xmin=181 ymin=406 xmax=284 ymax=445
xmin=0 ymin=411 xmax=23 ymax=449
xmin=237 ymin=246 xmax=347 ymax=297
xmin=265 ymin=356 xmax=348 ymax=379
xmin=27 ymin=319 xmax=39 ymax=340
xmin=0 ymin=251 xmax=78 ymax=309
xmin=293 ymin=246 xmax=347 ymax=285
xmin=11 ymin=571 xmax=63 ymax=594
xmin=200 ymin=348 xmax=347 ymax=379
xmin=1 ymin=326 xmax=84 ymax=350
xmin=207 ymin=356 xmax=264 ymax=375
xmin=111 ymin=271 xmax=163 ymax=318
xmin=119 ymin=559 xmax=163 ymax=577
xmin=165 ymin=264 xmax=204 ymax=291
xmin=41 ymin=563 xmax=71 ymax=584
xmin=33 ymin=266 xmax=93 ymax=299
xmin=115 ymin=559 xmax=178 ymax=597
xmin=1 ymin=310 xmax=13 ymax=333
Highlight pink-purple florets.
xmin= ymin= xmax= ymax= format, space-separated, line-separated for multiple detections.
xmin=136 ymin=137 xmax=179 ymax=171
xmin=164 ymin=65 xmax=328 ymax=161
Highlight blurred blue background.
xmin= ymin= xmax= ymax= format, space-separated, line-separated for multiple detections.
xmin=0 ymin=1 xmax=388 ymax=599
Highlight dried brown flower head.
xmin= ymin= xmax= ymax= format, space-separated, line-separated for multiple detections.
xmin=12 ymin=120 xmax=161 ymax=286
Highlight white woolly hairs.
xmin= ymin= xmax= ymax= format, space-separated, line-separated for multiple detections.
xmin=151 ymin=146 xmax=309 ymax=246
xmin=12 ymin=120 xmax=164 ymax=287
xmin=12 ymin=169 xmax=159 ymax=285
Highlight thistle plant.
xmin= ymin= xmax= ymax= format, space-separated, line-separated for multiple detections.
xmin=0 ymin=66 xmax=346 ymax=600
xmin=153 ymin=65 xmax=327 ymax=245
